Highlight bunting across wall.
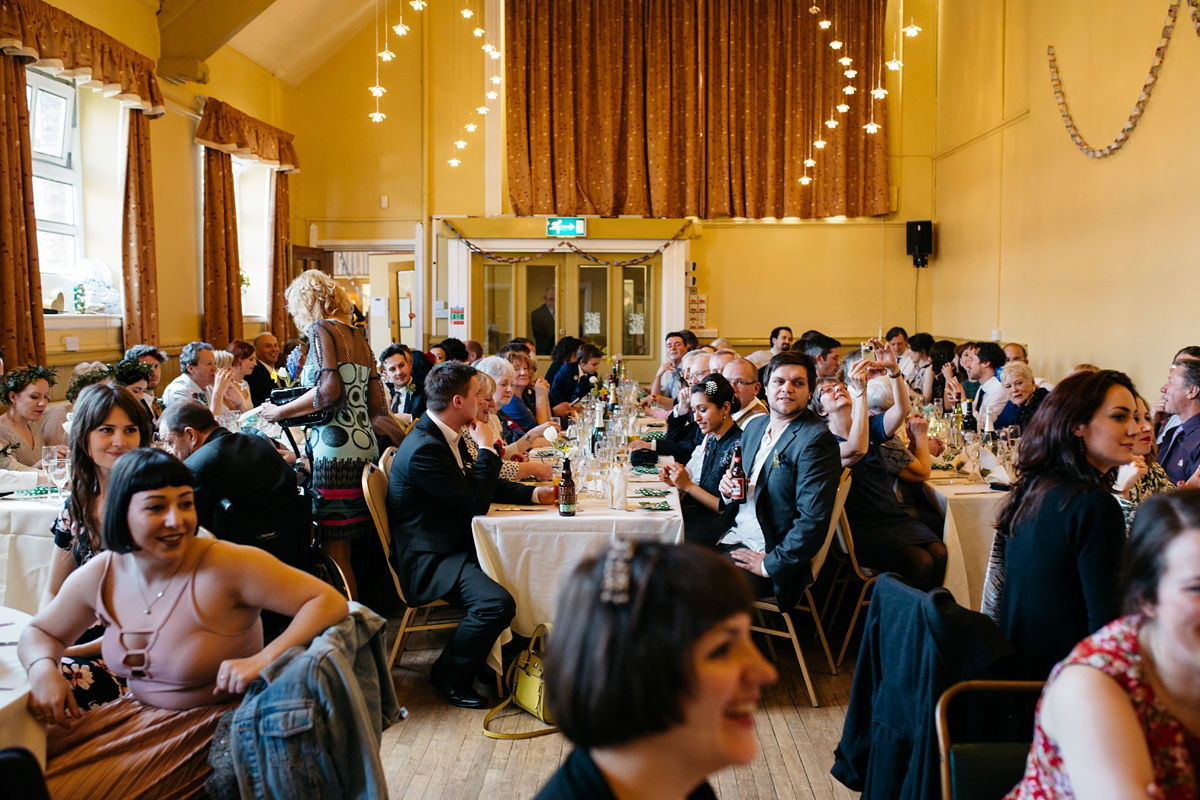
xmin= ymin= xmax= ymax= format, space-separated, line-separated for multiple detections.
xmin=1048 ymin=0 xmax=1200 ymax=158
xmin=443 ymin=219 xmax=692 ymax=266
xmin=0 ymin=0 xmax=164 ymax=115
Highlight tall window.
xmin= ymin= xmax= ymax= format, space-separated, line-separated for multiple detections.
xmin=232 ymin=156 xmax=270 ymax=318
xmin=27 ymin=69 xmax=91 ymax=313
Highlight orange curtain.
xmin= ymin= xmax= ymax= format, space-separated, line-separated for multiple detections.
xmin=202 ymin=148 xmax=242 ymax=350
xmin=0 ymin=0 xmax=163 ymax=117
xmin=194 ymin=98 xmax=299 ymax=172
xmin=267 ymin=171 xmax=292 ymax=339
xmin=506 ymin=0 xmax=889 ymax=219
xmin=122 ymin=109 xmax=158 ymax=347
xmin=0 ymin=55 xmax=44 ymax=365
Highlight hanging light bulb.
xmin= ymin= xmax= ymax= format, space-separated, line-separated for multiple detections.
xmin=863 ymin=122 xmax=880 ymax=134
xmin=486 ymin=90 xmax=498 ymax=100
xmin=830 ymin=39 xmax=843 ymax=50
xmin=842 ymin=85 xmax=856 ymax=95
xmin=886 ymin=53 xmax=903 ymax=70
xmin=410 ymin=0 xmax=425 ymax=9
xmin=903 ymin=18 xmax=922 ymax=37
xmin=378 ymin=48 xmax=395 ymax=61
xmin=393 ymin=22 xmax=409 ymax=35
xmin=809 ymin=5 xmax=820 ymax=13
xmin=454 ymin=139 xmax=467 ymax=149
xmin=844 ymin=68 xmax=857 ymax=78
xmin=370 ymin=111 xmax=386 ymax=122
xmin=814 ymin=138 xmax=827 ymax=149
xmin=461 ymin=8 xmax=474 ymax=18
xmin=825 ymin=117 xmax=838 ymax=129
xmin=818 ymin=19 xmax=831 ymax=29
xmin=489 ymin=50 xmax=501 ymax=59
xmin=804 ymin=157 xmax=816 ymax=168
xmin=369 ymin=85 xmax=386 ymax=97
xmin=799 ymin=174 xmax=812 ymax=185
xmin=839 ymin=56 xmax=852 ymax=66
xmin=836 ymin=102 xmax=849 ymax=113
xmin=871 ymin=86 xmax=888 ymax=99
xmin=482 ymin=43 xmax=494 ymax=53
xmin=448 ymin=158 xmax=461 ymax=167
xmin=465 ymin=122 xmax=477 ymax=132
xmin=491 ymin=75 xmax=502 ymax=85
xmin=477 ymin=105 xmax=489 ymax=114
xmin=473 ymin=27 xmax=485 ymax=36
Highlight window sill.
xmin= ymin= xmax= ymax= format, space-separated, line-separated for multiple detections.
xmin=43 ymin=314 xmax=121 ymax=330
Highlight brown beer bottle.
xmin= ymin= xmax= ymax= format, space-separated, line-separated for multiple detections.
xmin=558 ymin=458 xmax=577 ymax=517
xmin=729 ymin=444 xmax=747 ymax=502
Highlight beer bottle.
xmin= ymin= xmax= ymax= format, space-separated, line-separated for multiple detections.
xmin=729 ymin=444 xmax=748 ymax=502
xmin=960 ymin=400 xmax=978 ymax=434
xmin=558 ymin=458 xmax=577 ymax=517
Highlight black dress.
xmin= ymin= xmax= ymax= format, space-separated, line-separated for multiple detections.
xmin=995 ymin=479 xmax=1125 ymax=679
xmin=535 ymin=749 xmax=717 ymax=800
xmin=682 ymin=425 xmax=742 ymax=545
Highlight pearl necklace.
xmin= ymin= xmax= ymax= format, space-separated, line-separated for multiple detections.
xmin=133 ymin=556 xmax=186 ymax=615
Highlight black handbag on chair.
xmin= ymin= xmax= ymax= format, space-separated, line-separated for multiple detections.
xmin=269 ymin=386 xmax=331 ymax=428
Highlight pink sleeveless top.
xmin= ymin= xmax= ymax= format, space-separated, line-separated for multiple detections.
xmin=96 ymin=542 xmax=264 ymax=710
xmin=1006 ymin=615 xmax=1200 ymax=800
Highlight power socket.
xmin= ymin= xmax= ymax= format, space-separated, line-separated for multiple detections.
xmin=63 ymin=336 xmax=80 ymax=351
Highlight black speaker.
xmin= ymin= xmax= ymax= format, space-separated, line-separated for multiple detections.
xmin=906 ymin=220 xmax=934 ymax=267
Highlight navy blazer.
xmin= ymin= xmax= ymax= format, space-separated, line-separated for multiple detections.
xmin=721 ymin=409 xmax=842 ymax=611
xmin=387 ymin=413 xmax=534 ymax=606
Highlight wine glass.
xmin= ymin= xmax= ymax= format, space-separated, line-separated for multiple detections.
xmin=48 ymin=458 xmax=71 ymax=498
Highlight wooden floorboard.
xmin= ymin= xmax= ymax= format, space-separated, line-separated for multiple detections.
xmin=380 ymin=623 xmax=861 ymax=800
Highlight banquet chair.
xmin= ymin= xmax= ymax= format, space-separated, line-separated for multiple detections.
xmin=821 ymin=501 xmax=880 ymax=667
xmin=750 ymin=467 xmax=850 ymax=708
xmin=361 ymin=460 xmax=460 ymax=671
xmin=935 ymin=680 xmax=1044 ymax=800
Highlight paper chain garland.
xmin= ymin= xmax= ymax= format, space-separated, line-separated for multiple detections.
xmin=443 ymin=220 xmax=693 ymax=266
xmin=1048 ymin=0 xmax=1200 ymax=158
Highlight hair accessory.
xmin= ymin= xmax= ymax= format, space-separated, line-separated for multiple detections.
xmin=2 ymin=364 xmax=56 ymax=401
xmin=65 ymin=366 xmax=111 ymax=403
xmin=705 ymin=379 xmax=719 ymax=395
xmin=600 ymin=538 xmax=636 ymax=604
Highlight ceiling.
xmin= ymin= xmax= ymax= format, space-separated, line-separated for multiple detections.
xmin=158 ymin=0 xmax=379 ymax=88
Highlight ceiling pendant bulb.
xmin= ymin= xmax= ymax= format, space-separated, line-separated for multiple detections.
xmin=410 ymin=0 xmax=426 ymax=9
xmin=825 ymin=117 xmax=838 ymax=129
xmin=448 ymin=158 xmax=461 ymax=166
xmin=486 ymin=90 xmax=498 ymax=99
xmin=489 ymin=50 xmax=501 ymax=59
xmin=477 ymin=105 xmax=489 ymax=114
xmin=474 ymin=27 xmax=485 ymax=36
xmin=461 ymin=8 xmax=473 ymax=18
xmin=863 ymin=122 xmax=880 ymax=134
xmin=393 ymin=23 xmax=409 ymax=35
xmin=378 ymin=48 xmax=395 ymax=61
xmin=871 ymin=86 xmax=888 ymax=99
xmin=836 ymin=102 xmax=849 ymax=113
xmin=804 ymin=157 xmax=816 ymax=168
xmin=839 ymin=56 xmax=852 ymax=66
xmin=842 ymin=85 xmax=856 ymax=95
xmin=465 ymin=123 xmax=477 ymax=132
xmin=829 ymin=40 xmax=843 ymax=50
xmin=903 ymin=18 xmax=922 ymax=37
xmin=844 ymin=68 xmax=857 ymax=78
xmin=886 ymin=53 xmax=903 ymax=71
xmin=482 ymin=43 xmax=494 ymax=53
xmin=799 ymin=174 xmax=812 ymax=185
xmin=818 ymin=19 xmax=831 ymax=29
xmin=368 ymin=85 xmax=386 ymax=97
xmin=491 ymin=75 xmax=502 ymax=85
xmin=369 ymin=111 xmax=386 ymax=122
xmin=814 ymin=138 xmax=827 ymax=148
xmin=809 ymin=5 xmax=820 ymax=14
xmin=454 ymin=139 xmax=467 ymax=149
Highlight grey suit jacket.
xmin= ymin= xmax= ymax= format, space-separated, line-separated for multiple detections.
xmin=726 ymin=409 xmax=842 ymax=611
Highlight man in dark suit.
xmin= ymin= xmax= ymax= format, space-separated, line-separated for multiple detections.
xmin=380 ymin=343 xmax=425 ymax=427
xmin=529 ymin=285 xmax=555 ymax=355
xmin=246 ymin=332 xmax=283 ymax=407
xmin=388 ymin=362 xmax=555 ymax=707
xmin=715 ymin=350 xmax=842 ymax=611
xmin=158 ymin=401 xmax=307 ymax=569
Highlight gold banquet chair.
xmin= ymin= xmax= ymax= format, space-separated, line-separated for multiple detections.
xmin=362 ymin=454 xmax=460 ymax=671
xmin=821 ymin=498 xmax=881 ymax=668
xmin=750 ymin=467 xmax=851 ymax=708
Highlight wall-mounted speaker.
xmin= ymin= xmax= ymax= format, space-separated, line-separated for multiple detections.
xmin=906 ymin=220 xmax=934 ymax=267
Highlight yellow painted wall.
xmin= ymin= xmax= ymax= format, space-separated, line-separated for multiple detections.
xmin=932 ymin=0 xmax=1200 ymax=394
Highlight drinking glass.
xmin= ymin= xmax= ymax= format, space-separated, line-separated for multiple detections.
xmin=48 ymin=458 xmax=71 ymax=498
xmin=42 ymin=446 xmax=57 ymax=467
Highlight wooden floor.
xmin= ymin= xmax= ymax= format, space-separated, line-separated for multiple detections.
xmin=379 ymin=622 xmax=861 ymax=800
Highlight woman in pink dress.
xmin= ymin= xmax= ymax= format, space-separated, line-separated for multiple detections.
xmin=1006 ymin=489 xmax=1200 ymax=800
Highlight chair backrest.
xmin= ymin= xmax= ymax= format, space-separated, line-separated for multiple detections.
xmin=810 ymin=467 xmax=852 ymax=582
xmin=209 ymin=486 xmax=314 ymax=572
xmin=935 ymin=680 xmax=1044 ymax=800
xmin=362 ymin=461 xmax=406 ymax=602
xmin=834 ymin=500 xmax=869 ymax=580
xmin=379 ymin=445 xmax=397 ymax=477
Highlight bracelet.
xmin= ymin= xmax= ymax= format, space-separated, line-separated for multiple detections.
xmin=888 ymin=370 xmax=901 ymax=379
xmin=25 ymin=655 xmax=57 ymax=675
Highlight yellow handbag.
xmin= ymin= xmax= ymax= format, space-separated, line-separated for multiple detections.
xmin=483 ymin=623 xmax=558 ymax=740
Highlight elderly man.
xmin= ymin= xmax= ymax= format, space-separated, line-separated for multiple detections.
xmin=723 ymin=358 xmax=768 ymax=426
xmin=709 ymin=348 xmax=739 ymax=376
xmin=747 ymin=326 xmax=792 ymax=369
xmin=245 ymin=332 xmax=283 ymax=407
xmin=161 ymin=341 xmax=218 ymax=408
xmin=1158 ymin=358 xmax=1200 ymax=485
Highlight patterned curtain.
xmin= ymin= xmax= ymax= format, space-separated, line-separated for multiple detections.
xmin=201 ymin=148 xmax=242 ymax=350
xmin=0 ymin=56 xmax=44 ymax=365
xmin=122 ymin=109 xmax=158 ymax=348
xmin=268 ymin=171 xmax=292 ymax=340
xmin=506 ymin=0 xmax=889 ymax=219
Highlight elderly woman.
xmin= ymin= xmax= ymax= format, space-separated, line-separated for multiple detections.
xmin=475 ymin=356 xmax=557 ymax=452
xmin=19 ymin=448 xmax=347 ymax=799
xmin=1111 ymin=393 xmax=1175 ymax=529
xmin=498 ymin=348 xmax=551 ymax=433
xmin=536 ymin=541 xmax=776 ymax=799
xmin=0 ymin=364 xmax=57 ymax=469
xmin=1005 ymin=490 xmax=1200 ymax=799
xmin=995 ymin=360 xmax=1049 ymax=432
xmin=260 ymin=269 xmax=403 ymax=600
xmin=461 ymin=370 xmax=552 ymax=482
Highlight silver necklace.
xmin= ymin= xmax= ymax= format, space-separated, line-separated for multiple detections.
xmin=133 ymin=555 xmax=186 ymax=615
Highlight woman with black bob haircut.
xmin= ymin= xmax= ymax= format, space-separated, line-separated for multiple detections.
xmin=20 ymin=447 xmax=347 ymax=798
xmin=660 ymin=374 xmax=743 ymax=545
xmin=536 ymin=541 xmax=776 ymax=800
xmin=1006 ymin=490 xmax=1200 ymax=798
xmin=989 ymin=369 xmax=1140 ymax=680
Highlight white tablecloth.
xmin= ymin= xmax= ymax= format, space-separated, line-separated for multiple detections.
xmin=472 ymin=477 xmax=684 ymax=640
xmin=0 ymin=607 xmax=47 ymax=765
xmin=0 ymin=496 xmax=62 ymax=614
xmin=924 ymin=480 xmax=1007 ymax=611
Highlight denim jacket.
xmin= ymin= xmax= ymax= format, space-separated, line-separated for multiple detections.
xmin=230 ymin=603 xmax=402 ymax=799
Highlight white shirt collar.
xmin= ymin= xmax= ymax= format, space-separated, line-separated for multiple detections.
xmin=427 ymin=410 xmax=464 ymax=469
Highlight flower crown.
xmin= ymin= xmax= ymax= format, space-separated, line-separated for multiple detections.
xmin=65 ymin=366 xmax=111 ymax=403
xmin=109 ymin=359 xmax=155 ymax=388
xmin=2 ymin=364 xmax=56 ymax=402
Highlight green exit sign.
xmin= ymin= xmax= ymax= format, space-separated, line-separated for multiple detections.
xmin=546 ymin=217 xmax=586 ymax=237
